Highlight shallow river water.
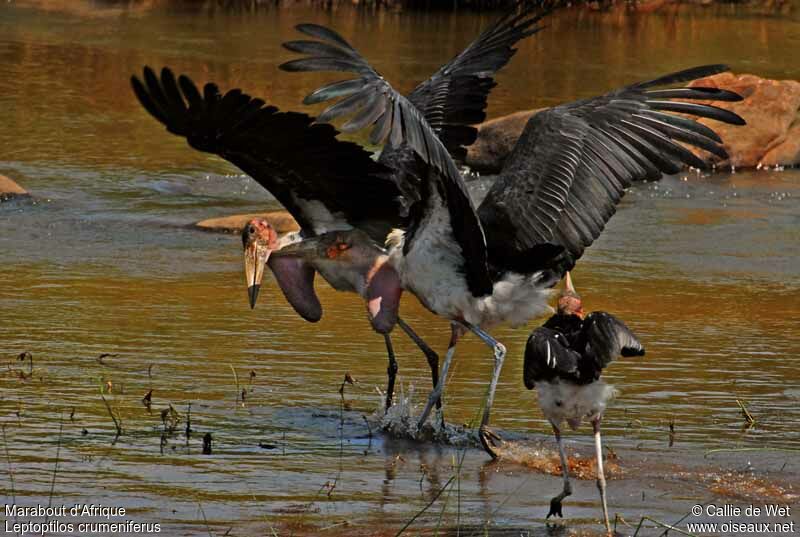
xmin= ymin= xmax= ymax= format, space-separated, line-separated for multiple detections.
xmin=1 ymin=1 xmax=799 ymax=535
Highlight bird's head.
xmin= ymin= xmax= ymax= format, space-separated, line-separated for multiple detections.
xmin=557 ymin=272 xmax=585 ymax=319
xmin=242 ymin=217 xmax=280 ymax=309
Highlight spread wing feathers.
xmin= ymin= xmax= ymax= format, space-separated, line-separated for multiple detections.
xmin=406 ymin=0 xmax=555 ymax=161
xmin=131 ymin=66 xmax=405 ymax=239
xmin=279 ymin=23 xmax=471 ymax=175
xmin=523 ymin=327 xmax=582 ymax=388
xmin=281 ymin=24 xmax=493 ymax=296
xmin=479 ymin=64 xmax=745 ymax=273
xmin=583 ymin=312 xmax=645 ymax=371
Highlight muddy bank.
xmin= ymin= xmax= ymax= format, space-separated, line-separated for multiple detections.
xmin=466 ymin=73 xmax=800 ymax=173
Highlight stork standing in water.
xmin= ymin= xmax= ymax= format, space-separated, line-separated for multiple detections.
xmin=131 ymin=2 xmax=552 ymax=411
xmin=281 ymin=23 xmax=745 ymax=455
xmin=523 ymin=272 xmax=645 ymax=534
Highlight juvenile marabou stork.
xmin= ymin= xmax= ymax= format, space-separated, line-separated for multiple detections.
xmin=523 ymin=272 xmax=645 ymax=534
xmin=281 ymin=24 xmax=744 ymax=455
xmin=130 ymin=1 xmax=552 ymax=411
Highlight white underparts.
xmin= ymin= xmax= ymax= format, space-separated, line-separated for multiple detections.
xmin=387 ymin=200 xmax=554 ymax=327
xmin=536 ymin=380 xmax=618 ymax=430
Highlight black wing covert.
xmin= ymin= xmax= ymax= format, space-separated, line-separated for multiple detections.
xmin=478 ymin=64 xmax=746 ymax=275
xmin=131 ymin=66 xmax=404 ymax=240
xmin=523 ymin=327 xmax=582 ymax=388
xmin=583 ymin=312 xmax=645 ymax=371
xmin=281 ymin=25 xmax=494 ymax=296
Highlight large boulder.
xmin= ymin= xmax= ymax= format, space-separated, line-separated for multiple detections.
xmin=0 ymin=175 xmax=28 ymax=201
xmin=194 ymin=210 xmax=299 ymax=234
xmin=465 ymin=109 xmax=541 ymax=173
xmin=688 ymin=73 xmax=800 ymax=168
xmin=465 ymin=73 xmax=800 ymax=173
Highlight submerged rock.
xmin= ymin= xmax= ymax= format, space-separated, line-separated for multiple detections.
xmin=465 ymin=73 xmax=800 ymax=173
xmin=194 ymin=210 xmax=300 ymax=234
xmin=0 ymin=175 xmax=29 ymax=201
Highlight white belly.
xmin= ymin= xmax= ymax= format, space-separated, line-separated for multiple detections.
xmin=535 ymin=380 xmax=618 ymax=430
xmin=390 ymin=229 xmax=553 ymax=327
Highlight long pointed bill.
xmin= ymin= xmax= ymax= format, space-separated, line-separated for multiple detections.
xmin=564 ymin=272 xmax=576 ymax=294
xmin=244 ymin=243 xmax=271 ymax=309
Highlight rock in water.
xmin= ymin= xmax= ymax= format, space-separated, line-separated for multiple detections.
xmin=465 ymin=73 xmax=800 ymax=173
xmin=194 ymin=210 xmax=300 ymax=234
xmin=0 ymin=175 xmax=29 ymax=201
xmin=465 ymin=109 xmax=543 ymax=173
xmin=688 ymin=72 xmax=800 ymax=169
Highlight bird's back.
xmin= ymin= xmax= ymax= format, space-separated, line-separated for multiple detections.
xmin=524 ymin=312 xmax=645 ymax=387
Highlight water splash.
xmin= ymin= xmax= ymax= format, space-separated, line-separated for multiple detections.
xmin=365 ymin=384 xmax=482 ymax=448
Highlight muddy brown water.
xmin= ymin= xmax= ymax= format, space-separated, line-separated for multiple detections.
xmin=1 ymin=1 xmax=799 ymax=535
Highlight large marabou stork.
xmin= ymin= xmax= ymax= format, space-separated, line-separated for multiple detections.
xmin=130 ymin=2 xmax=552 ymax=411
xmin=523 ymin=272 xmax=645 ymax=533
xmin=280 ymin=24 xmax=745 ymax=455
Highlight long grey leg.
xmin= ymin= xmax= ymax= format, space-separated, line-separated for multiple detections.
xmin=416 ymin=323 xmax=460 ymax=430
xmin=460 ymin=321 xmax=507 ymax=429
xmin=383 ymin=334 xmax=399 ymax=412
xmin=593 ymin=417 xmax=611 ymax=535
xmin=547 ymin=420 xmax=572 ymax=519
xmin=397 ymin=317 xmax=441 ymax=409
xmin=459 ymin=321 xmax=506 ymax=458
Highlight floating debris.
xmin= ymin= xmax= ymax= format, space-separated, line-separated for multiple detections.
xmin=96 ymin=353 xmax=118 ymax=366
xmin=185 ymin=403 xmax=192 ymax=439
xmin=202 ymin=433 xmax=212 ymax=455
xmin=142 ymin=390 xmax=153 ymax=412
xmin=161 ymin=404 xmax=180 ymax=433
xmin=681 ymin=470 xmax=798 ymax=503
xmin=669 ymin=418 xmax=675 ymax=447
xmin=490 ymin=439 xmax=624 ymax=480
xmin=736 ymin=398 xmax=756 ymax=428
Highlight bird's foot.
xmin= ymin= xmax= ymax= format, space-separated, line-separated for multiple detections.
xmin=478 ymin=425 xmax=503 ymax=459
xmin=416 ymin=387 xmax=444 ymax=432
xmin=547 ymin=497 xmax=564 ymax=519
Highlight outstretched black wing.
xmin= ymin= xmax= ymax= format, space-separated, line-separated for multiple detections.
xmin=523 ymin=326 xmax=582 ymax=388
xmin=131 ymin=66 xmax=404 ymax=240
xmin=478 ymin=65 xmax=745 ymax=274
xmin=583 ymin=311 xmax=645 ymax=371
xmin=280 ymin=24 xmax=493 ymax=296
xmin=283 ymin=2 xmax=552 ymax=162
xmin=406 ymin=1 xmax=554 ymax=161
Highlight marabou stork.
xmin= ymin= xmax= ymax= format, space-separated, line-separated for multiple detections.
xmin=130 ymin=1 xmax=551 ymax=411
xmin=279 ymin=23 xmax=745 ymax=456
xmin=523 ymin=272 xmax=645 ymax=533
